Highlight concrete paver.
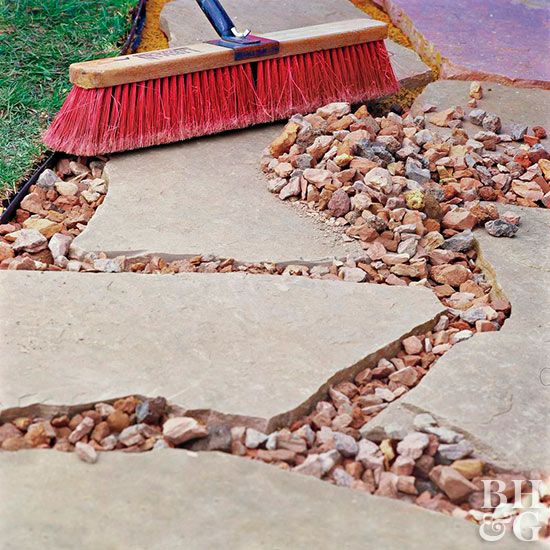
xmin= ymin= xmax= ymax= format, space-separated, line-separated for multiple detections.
xmin=411 ymin=80 xmax=550 ymax=148
xmin=363 ymin=206 xmax=550 ymax=472
xmin=162 ymin=0 xmax=433 ymax=90
xmin=375 ymin=0 xmax=550 ymax=88
xmin=0 ymin=271 xmax=444 ymax=428
xmin=0 ymin=449 xmax=522 ymax=550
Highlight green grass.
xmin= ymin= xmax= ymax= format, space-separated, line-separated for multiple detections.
xmin=0 ymin=0 xmax=134 ymax=197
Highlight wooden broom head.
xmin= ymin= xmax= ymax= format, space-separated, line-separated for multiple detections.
xmin=70 ymin=19 xmax=388 ymax=89
xmin=46 ymin=18 xmax=397 ymax=155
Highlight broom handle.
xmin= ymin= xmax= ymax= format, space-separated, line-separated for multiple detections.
xmin=195 ymin=0 xmax=251 ymax=42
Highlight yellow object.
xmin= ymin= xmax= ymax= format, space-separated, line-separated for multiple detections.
xmin=404 ymin=189 xmax=425 ymax=210
xmin=137 ymin=0 xmax=172 ymax=52
xmin=352 ymin=0 xmax=411 ymax=48
xmin=380 ymin=439 xmax=395 ymax=468
xmin=334 ymin=154 xmax=354 ymax=167
xmin=451 ymin=459 xmax=484 ymax=480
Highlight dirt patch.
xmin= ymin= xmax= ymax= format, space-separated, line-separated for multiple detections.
xmin=136 ymin=0 xmax=171 ymax=52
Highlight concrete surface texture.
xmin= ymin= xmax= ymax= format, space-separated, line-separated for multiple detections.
xmin=411 ymin=80 xmax=550 ymax=148
xmin=72 ymin=126 xmax=363 ymax=263
xmin=162 ymin=0 xmax=433 ymax=90
xmin=0 ymin=449 xmax=523 ymax=550
xmin=374 ymin=0 xmax=550 ymax=88
xmin=364 ymin=206 xmax=550 ymax=472
xmin=0 ymin=271 xmax=444 ymax=428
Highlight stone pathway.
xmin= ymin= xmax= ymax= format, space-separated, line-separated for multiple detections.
xmin=1 ymin=1 xmax=550 ymax=547
xmin=359 ymin=82 xmax=550 ymax=472
xmin=72 ymin=127 xmax=364 ymax=263
xmin=2 ymin=94 xmax=548 ymax=543
xmin=374 ymin=0 xmax=550 ymax=88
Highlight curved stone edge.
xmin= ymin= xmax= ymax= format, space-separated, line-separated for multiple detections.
xmin=359 ymin=238 xmax=519 ymax=470
xmin=362 ymin=207 xmax=550 ymax=474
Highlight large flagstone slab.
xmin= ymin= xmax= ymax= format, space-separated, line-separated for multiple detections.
xmin=363 ymin=206 xmax=550 ymax=472
xmin=161 ymin=0 xmax=432 ymax=90
xmin=0 ymin=272 xmax=444 ymax=428
xmin=72 ymin=126 xmax=364 ymax=263
xmin=0 ymin=450 xmax=522 ymax=550
xmin=375 ymin=0 xmax=549 ymax=88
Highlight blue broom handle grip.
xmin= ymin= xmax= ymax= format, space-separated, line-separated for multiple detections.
xmin=195 ymin=0 xmax=237 ymax=39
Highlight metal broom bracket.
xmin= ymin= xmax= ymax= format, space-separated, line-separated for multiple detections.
xmin=196 ymin=0 xmax=279 ymax=60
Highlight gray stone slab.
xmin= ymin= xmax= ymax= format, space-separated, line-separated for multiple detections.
xmin=161 ymin=0 xmax=366 ymax=44
xmin=0 ymin=449 xmax=523 ymax=550
xmin=385 ymin=40 xmax=433 ymax=91
xmin=364 ymin=206 xmax=550 ymax=472
xmin=72 ymin=126 xmax=363 ymax=263
xmin=411 ymin=80 xmax=550 ymax=148
xmin=161 ymin=0 xmax=432 ymax=90
xmin=0 ymin=271 xmax=444 ymax=429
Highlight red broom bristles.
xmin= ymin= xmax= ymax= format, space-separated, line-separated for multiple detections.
xmin=44 ymin=40 xmax=399 ymax=156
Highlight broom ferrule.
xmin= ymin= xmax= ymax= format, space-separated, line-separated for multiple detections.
xmin=196 ymin=0 xmax=254 ymax=44
xmin=196 ymin=0 xmax=278 ymax=58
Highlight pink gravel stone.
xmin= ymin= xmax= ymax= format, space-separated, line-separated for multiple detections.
xmin=162 ymin=417 xmax=208 ymax=445
xmin=396 ymin=432 xmax=430 ymax=459
xmin=429 ymin=465 xmax=477 ymax=503
xmin=375 ymin=471 xmax=399 ymax=497
xmin=68 ymin=417 xmax=94 ymax=444
xmin=391 ymin=455 xmax=416 ymax=476
xmin=402 ymin=335 xmax=423 ymax=355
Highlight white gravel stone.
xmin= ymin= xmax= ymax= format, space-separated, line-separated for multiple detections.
xmin=245 ymin=428 xmax=268 ymax=449
xmin=75 ymin=442 xmax=98 ymax=464
xmin=48 ymin=233 xmax=73 ymax=258
xmin=55 ymin=180 xmax=79 ymax=196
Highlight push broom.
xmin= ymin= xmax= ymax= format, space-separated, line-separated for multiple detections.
xmin=44 ymin=0 xmax=399 ymax=156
